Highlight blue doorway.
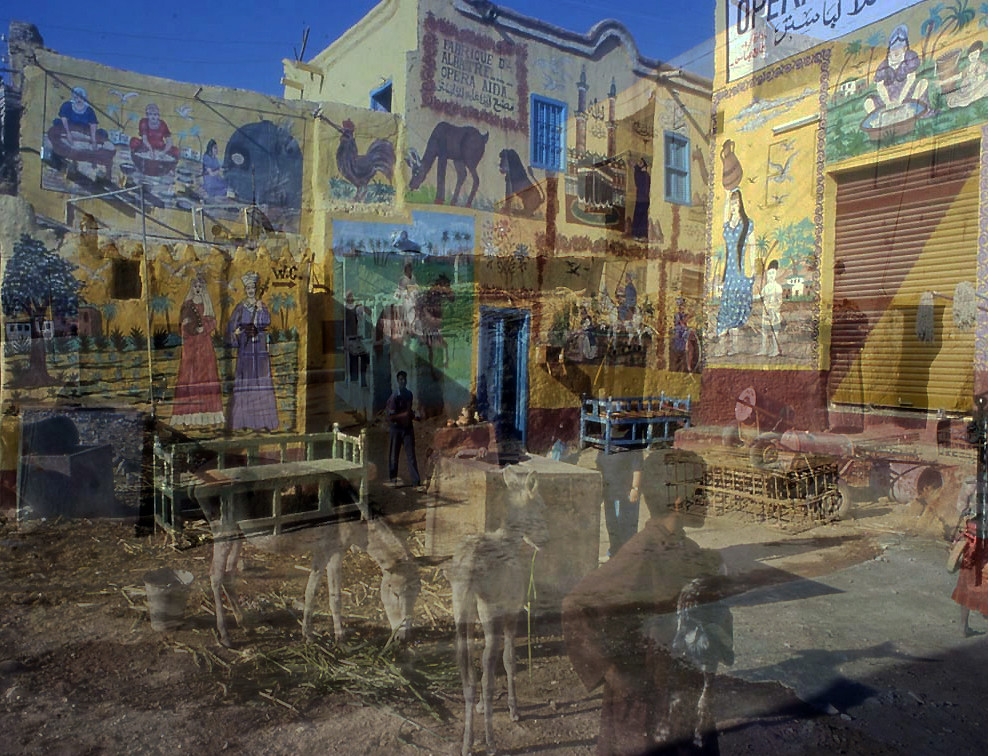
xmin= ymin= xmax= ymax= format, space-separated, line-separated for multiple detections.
xmin=477 ymin=307 xmax=530 ymax=448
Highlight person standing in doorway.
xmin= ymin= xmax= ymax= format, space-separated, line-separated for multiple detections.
xmin=386 ymin=371 xmax=422 ymax=489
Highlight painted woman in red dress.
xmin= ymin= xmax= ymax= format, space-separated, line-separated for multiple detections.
xmin=170 ymin=273 xmax=224 ymax=427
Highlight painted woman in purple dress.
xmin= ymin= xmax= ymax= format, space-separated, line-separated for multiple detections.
xmin=226 ymin=271 xmax=279 ymax=432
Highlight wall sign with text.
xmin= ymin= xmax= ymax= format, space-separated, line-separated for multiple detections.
xmin=420 ymin=13 xmax=528 ymax=133
xmin=725 ymin=0 xmax=924 ymax=82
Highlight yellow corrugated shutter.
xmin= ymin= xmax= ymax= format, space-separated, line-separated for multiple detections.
xmin=830 ymin=142 xmax=979 ymax=412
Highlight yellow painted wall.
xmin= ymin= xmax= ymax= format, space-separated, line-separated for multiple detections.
xmin=284 ymin=0 xmax=419 ymax=111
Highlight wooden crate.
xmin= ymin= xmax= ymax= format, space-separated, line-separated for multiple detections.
xmin=696 ymin=448 xmax=841 ymax=526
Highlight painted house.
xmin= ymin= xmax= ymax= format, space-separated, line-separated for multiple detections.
xmin=689 ymin=0 xmax=988 ymax=504
xmin=283 ymin=0 xmax=712 ymax=449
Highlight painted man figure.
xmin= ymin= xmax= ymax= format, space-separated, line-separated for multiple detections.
xmin=385 ymin=370 xmax=422 ymax=489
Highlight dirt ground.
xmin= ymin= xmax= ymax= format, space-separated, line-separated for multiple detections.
xmin=4 ymin=488 xmax=961 ymax=756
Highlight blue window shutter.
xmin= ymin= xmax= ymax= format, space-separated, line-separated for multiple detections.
xmin=664 ymin=132 xmax=691 ymax=205
xmin=531 ymin=95 xmax=565 ymax=171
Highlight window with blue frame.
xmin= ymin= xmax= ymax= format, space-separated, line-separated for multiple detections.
xmin=530 ymin=95 xmax=566 ymax=171
xmin=664 ymin=131 xmax=691 ymax=205
xmin=370 ymin=81 xmax=392 ymax=113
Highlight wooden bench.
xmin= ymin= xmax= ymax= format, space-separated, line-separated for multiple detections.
xmin=153 ymin=425 xmax=368 ymax=537
xmin=580 ymin=393 xmax=691 ymax=454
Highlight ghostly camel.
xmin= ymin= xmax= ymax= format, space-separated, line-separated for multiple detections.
xmin=196 ymin=479 xmax=420 ymax=648
xmin=446 ymin=465 xmax=549 ymax=756
xmin=407 ymin=122 xmax=488 ymax=207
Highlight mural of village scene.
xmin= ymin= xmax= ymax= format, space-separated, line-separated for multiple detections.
xmin=1 ymin=235 xmax=81 ymax=392
xmin=40 ymin=74 xmax=305 ymax=232
xmin=1 ymin=233 xmax=301 ymax=432
xmin=705 ymin=58 xmax=824 ymax=368
xmin=827 ymin=4 xmax=988 ymax=163
xmin=537 ymin=256 xmax=655 ymax=371
xmin=331 ymin=211 xmax=476 ymax=419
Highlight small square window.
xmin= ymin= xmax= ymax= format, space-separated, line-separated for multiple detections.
xmin=664 ymin=132 xmax=691 ymax=206
xmin=112 ymin=259 xmax=142 ymax=300
xmin=370 ymin=81 xmax=392 ymax=113
xmin=530 ymin=95 xmax=566 ymax=172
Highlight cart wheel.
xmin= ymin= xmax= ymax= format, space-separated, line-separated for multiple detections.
xmin=836 ymin=482 xmax=853 ymax=520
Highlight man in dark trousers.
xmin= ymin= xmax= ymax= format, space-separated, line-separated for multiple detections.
xmin=385 ymin=370 xmax=422 ymax=489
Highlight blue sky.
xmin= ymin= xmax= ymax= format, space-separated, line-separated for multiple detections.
xmin=3 ymin=0 xmax=715 ymax=95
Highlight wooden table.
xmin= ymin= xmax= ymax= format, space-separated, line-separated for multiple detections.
xmin=194 ymin=459 xmax=364 ymax=536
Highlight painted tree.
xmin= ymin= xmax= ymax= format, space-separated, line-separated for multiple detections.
xmin=931 ymin=0 xmax=976 ymax=61
xmin=776 ymin=219 xmax=816 ymax=278
xmin=981 ymin=2 xmax=988 ymax=28
xmin=100 ymin=302 xmax=118 ymax=331
xmin=279 ymin=294 xmax=297 ymax=331
xmin=864 ymin=31 xmax=887 ymax=80
xmin=1 ymin=234 xmax=83 ymax=386
xmin=921 ymin=4 xmax=946 ymax=62
xmin=268 ymin=292 xmax=284 ymax=331
xmin=150 ymin=294 xmax=174 ymax=332
xmin=835 ymin=39 xmax=864 ymax=92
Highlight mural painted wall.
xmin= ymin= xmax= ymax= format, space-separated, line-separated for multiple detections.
xmin=7 ymin=44 xmax=317 ymax=434
xmin=705 ymin=47 xmax=828 ymax=371
xmin=331 ymin=211 xmax=476 ymax=420
xmin=15 ymin=46 xmax=314 ymax=251
xmin=702 ymin=0 xmax=988 ymax=428
xmin=39 ymin=72 xmax=307 ymax=233
xmin=825 ymin=1 xmax=988 ymax=163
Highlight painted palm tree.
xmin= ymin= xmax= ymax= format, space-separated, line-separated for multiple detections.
xmin=100 ymin=302 xmax=118 ymax=332
xmin=150 ymin=294 xmax=174 ymax=332
xmin=268 ymin=292 xmax=284 ymax=332
xmin=864 ymin=31 xmax=887 ymax=80
xmin=279 ymin=294 xmax=297 ymax=331
xmin=754 ymin=233 xmax=774 ymax=277
xmin=932 ymin=0 xmax=976 ymax=61
xmin=921 ymin=4 xmax=946 ymax=62
xmin=835 ymin=39 xmax=864 ymax=94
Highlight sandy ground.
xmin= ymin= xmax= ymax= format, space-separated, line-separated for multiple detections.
xmin=0 ymin=490 xmax=981 ymax=756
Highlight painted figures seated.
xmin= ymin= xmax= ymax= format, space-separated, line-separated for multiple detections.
xmin=46 ymin=87 xmax=116 ymax=180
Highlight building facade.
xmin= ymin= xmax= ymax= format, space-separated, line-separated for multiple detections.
xmin=699 ymin=0 xmax=987 ymax=435
xmin=1 ymin=5 xmax=711 ymax=514
xmin=285 ymin=0 xmax=712 ymax=449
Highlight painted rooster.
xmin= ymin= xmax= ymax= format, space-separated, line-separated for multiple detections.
xmin=327 ymin=118 xmax=396 ymax=201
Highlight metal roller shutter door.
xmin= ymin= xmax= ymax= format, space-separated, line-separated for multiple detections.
xmin=830 ymin=142 xmax=979 ymax=412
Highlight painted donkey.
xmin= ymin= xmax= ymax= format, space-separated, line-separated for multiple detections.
xmin=196 ymin=479 xmax=420 ymax=648
xmin=406 ymin=121 xmax=488 ymax=207
xmin=446 ymin=465 xmax=550 ymax=756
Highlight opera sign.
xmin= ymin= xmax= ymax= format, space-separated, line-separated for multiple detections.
xmin=725 ymin=0 xmax=925 ymax=81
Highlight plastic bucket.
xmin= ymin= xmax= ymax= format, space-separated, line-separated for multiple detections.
xmin=144 ymin=568 xmax=194 ymax=632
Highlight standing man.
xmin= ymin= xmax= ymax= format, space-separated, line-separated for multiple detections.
xmin=597 ymin=446 xmax=644 ymax=557
xmin=386 ymin=371 xmax=422 ymax=489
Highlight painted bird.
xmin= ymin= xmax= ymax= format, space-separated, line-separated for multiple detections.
xmin=328 ymin=118 xmax=396 ymax=201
